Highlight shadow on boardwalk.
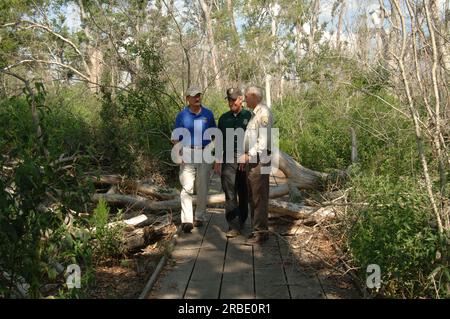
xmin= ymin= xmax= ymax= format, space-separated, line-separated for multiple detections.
xmin=148 ymin=175 xmax=361 ymax=299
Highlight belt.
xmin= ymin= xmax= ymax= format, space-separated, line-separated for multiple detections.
xmin=189 ymin=145 xmax=206 ymax=149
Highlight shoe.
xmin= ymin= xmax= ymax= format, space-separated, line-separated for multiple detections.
xmin=226 ymin=228 xmax=240 ymax=238
xmin=193 ymin=220 xmax=204 ymax=227
xmin=228 ymin=216 xmax=241 ymax=231
xmin=181 ymin=223 xmax=193 ymax=233
xmin=246 ymin=232 xmax=269 ymax=245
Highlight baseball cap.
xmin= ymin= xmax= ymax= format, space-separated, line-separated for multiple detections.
xmin=185 ymin=86 xmax=202 ymax=97
xmin=225 ymin=88 xmax=242 ymax=100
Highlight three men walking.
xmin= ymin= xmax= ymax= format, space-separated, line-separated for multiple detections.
xmin=172 ymin=85 xmax=273 ymax=245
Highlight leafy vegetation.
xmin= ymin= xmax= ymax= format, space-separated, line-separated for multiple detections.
xmin=1 ymin=0 xmax=449 ymax=299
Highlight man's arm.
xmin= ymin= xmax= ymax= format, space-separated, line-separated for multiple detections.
xmin=171 ymin=112 xmax=183 ymax=163
xmin=214 ymin=114 xmax=223 ymax=174
xmin=171 ymin=112 xmax=183 ymax=143
xmin=255 ymin=109 xmax=273 ymax=156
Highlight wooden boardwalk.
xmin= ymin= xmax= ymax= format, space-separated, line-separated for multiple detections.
xmin=147 ymin=209 xmax=334 ymax=299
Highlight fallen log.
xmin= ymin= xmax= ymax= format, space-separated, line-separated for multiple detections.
xmin=92 ymin=184 xmax=290 ymax=212
xmin=276 ymin=150 xmax=329 ymax=190
xmin=88 ymin=175 xmax=179 ymax=200
xmin=268 ymin=200 xmax=335 ymax=222
xmin=136 ymin=184 xmax=179 ymax=200
xmin=106 ymin=185 xmax=117 ymax=195
xmin=95 ymin=185 xmax=333 ymax=223
xmin=122 ymin=221 xmax=172 ymax=253
xmin=92 ymin=193 xmax=180 ymax=211
xmin=268 ymin=200 xmax=317 ymax=219
xmin=89 ymin=174 xmax=125 ymax=185
xmin=123 ymin=226 xmax=154 ymax=253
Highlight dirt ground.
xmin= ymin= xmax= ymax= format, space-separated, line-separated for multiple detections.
xmin=86 ymin=225 xmax=177 ymax=299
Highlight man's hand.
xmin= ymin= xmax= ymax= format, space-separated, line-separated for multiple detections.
xmin=238 ymin=153 xmax=250 ymax=164
xmin=238 ymin=153 xmax=250 ymax=171
xmin=171 ymin=140 xmax=184 ymax=165
xmin=214 ymin=162 xmax=222 ymax=175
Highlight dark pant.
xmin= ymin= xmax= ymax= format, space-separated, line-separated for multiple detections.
xmin=221 ymin=162 xmax=248 ymax=227
xmin=247 ymin=162 xmax=270 ymax=234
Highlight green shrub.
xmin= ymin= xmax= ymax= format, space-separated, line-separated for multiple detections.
xmin=347 ymin=174 xmax=447 ymax=298
xmin=273 ymin=91 xmax=351 ymax=171
xmin=90 ymin=199 xmax=124 ymax=262
xmin=0 ymin=150 xmax=94 ymax=298
xmin=0 ymin=86 xmax=95 ymax=298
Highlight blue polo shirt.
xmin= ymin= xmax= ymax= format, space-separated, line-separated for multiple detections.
xmin=173 ymin=105 xmax=216 ymax=147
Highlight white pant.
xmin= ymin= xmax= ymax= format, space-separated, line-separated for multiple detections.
xmin=179 ymin=159 xmax=212 ymax=224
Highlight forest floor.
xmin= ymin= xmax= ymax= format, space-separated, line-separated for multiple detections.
xmin=85 ymin=172 xmax=361 ymax=299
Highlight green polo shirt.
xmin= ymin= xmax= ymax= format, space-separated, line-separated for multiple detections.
xmin=218 ymin=108 xmax=252 ymax=158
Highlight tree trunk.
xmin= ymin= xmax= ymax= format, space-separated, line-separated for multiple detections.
xmin=77 ymin=0 xmax=100 ymax=92
xmin=336 ymin=0 xmax=346 ymax=51
xmin=308 ymin=0 xmax=320 ymax=57
xmin=294 ymin=23 xmax=303 ymax=59
xmin=350 ymin=127 xmax=358 ymax=163
xmin=390 ymin=0 xmax=444 ymax=233
xmin=275 ymin=150 xmax=330 ymax=190
xmin=199 ymin=0 xmax=222 ymax=90
xmin=227 ymin=0 xmax=239 ymax=45
xmin=88 ymin=47 xmax=103 ymax=91
xmin=356 ymin=14 xmax=369 ymax=63
xmin=265 ymin=73 xmax=272 ymax=108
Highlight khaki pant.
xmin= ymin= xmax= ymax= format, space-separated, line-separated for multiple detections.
xmin=179 ymin=156 xmax=212 ymax=224
xmin=247 ymin=161 xmax=270 ymax=234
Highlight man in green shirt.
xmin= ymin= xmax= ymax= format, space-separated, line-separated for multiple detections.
xmin=214 ymin=88 xmax=252 ymax=238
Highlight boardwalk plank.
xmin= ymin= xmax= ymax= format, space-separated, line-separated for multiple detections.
xmin=201 ymin=212 xmax=228 ymax=250
xmin=253 ymin=241 xmax=290 ymax=299
xmin=149 ymin=209 xmax=357 ymax=300
xmin=184 ymin=248 xmax=225 ymax=299
xmin=148 ymin=248 xmax=198 ymax=299
xmin=184 ymin=211 xmax=227 ymax=299
xmin=175 ymin=212 xmax=212 ymax=250
xmin=220 ymin=243 xmax=254 ymax=299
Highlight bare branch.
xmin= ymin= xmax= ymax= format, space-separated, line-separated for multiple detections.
xmin=18 ymin=20 xmax=91 ymax=75
xmin=2 ymin=59 xmax=90 ymax=82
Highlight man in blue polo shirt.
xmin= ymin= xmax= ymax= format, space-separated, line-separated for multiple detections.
xmin=171 ymin=86 xmax=216 ymax=233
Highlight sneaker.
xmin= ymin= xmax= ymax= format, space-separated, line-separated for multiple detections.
xmin=226 ymin=228 xmax=240 ymax=238
xmin=181 ymin=223 xmax=193 ymax=233
xmin=246 ymin=232 xmax=269 ymax=245
xmin=193 ymin=220 xmax=204 ymax=227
